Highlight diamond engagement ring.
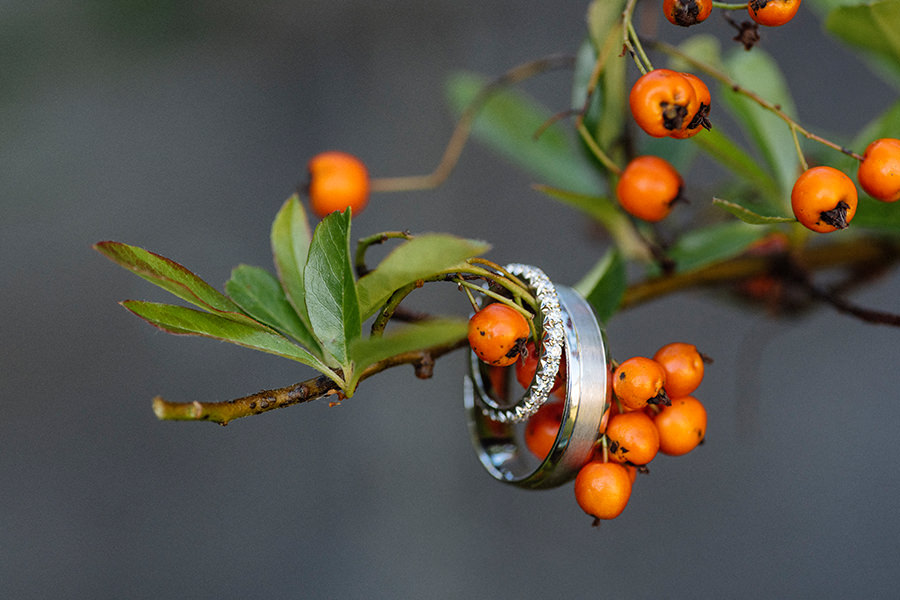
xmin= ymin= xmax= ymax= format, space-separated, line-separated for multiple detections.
xmin=463 ymin=267 xmax=610 ymax=489
xmin=470 ymin=264 xmax=564 ymax=423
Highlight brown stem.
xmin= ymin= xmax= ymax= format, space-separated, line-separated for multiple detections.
xmin=784 ymin=253 xmax=900 ymax=327
xmin=153 ymin=338 xmax=469 ymax=425
xmin=622 ymin=238 xmax=898 ymax=309
xmin=368 ymin=54 xmax=575 ymax=193
xmin=355 ymin=230 xmax=413 ymax=277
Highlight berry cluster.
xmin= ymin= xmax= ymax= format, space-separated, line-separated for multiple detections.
xmin=614 ymin=3 xmax=900 ymax=234
xmin=521 ymin=342 xmax=710 ymax=524
xmin=664 ymin=0 xmax=801 ymax=29
xmin=467 ymin=303 xmax=710 ymax=524
xmin=629 ymin=69 xmax=711 ymax=139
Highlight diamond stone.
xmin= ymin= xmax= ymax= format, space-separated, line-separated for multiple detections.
xmin=474 ymin=263 xmax=566 ymax=423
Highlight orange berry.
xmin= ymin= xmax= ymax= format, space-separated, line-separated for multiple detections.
xmin=515 ymin=340 xmax=566 ymax=393
xmin=629 ymin=69 xmax=699 ymax=138
xmin=524 ymin=400 xmax=564 ymax=460
xmin=613 ymin=356 xmax=669 ymax=410
xmin=653 ymin=343 xmax=705 ymax=397
xmin=306 ymin=151 xmax=370 ymax=218
xmin=669 ymin=72 xmax=712 ymax=139
xmin=663 ymin=0 xmax=712 ymax=27
xmin=467 ymin=303 xmax=530 ymax=367
xmin=622 ymin=463 xmax=638 ymax=484
xmin=574 ymin=461 xmax=633 ymax=520
xmin=858 ymin=138 xmax=900 ymax=202
xmin=606 ymin=411 xmax=660 ymax=465
xmin=748 ymin=0 xmax=801 ymax=26
xmin=616 ymin=156 xmax=684 ymax=222
xmin=653 ymin=396 xmax=707 ymax=456
xmin=791 ymin=166 xmax=858 ymax=233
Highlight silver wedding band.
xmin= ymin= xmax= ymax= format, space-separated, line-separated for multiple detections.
xmin=464 ymin=275 xmax=610 ymax=489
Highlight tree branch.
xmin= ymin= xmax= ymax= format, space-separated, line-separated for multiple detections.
xmin=152 ymin=338 xmax=469 ymax=425
xmin=151 ymin=238 xmax=898 ymax=425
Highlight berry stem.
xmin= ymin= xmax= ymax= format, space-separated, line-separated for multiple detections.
xmin=789 ymin=124 xmax=810 ymax=172
xmin=457 ymin=280 xmax=535 ymax=322
xmin=650 ymin=40 xmax=865 ymax=162
xmin=711 ymin=1 xmax=748 ymax=8
xmin=577 ymin=121 xmax=623 ymax=176
xmin=370 ymin=282 xmax=420 ymax=337
xmin=458 ymin=277 xmax=481 ymax=313
xmin=467 ymin=257 xmax=531 ymax=293
xmin=623 ymin=0 xmax=653 ymax=75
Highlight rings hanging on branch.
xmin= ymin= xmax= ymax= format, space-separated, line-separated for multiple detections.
xmin=464 ymin=264 xmax=611 ymax=490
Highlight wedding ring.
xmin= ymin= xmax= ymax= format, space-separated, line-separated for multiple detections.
xmin=464 ymin=282 xmax=610 ymax=489
xmin=470 ymin=263 xmax=565 ymax=423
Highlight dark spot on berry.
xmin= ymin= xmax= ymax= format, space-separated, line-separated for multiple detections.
xmin=618 ymin=371 xmax=626 ymax=380
xmin=819 ymin=200 xmax=851 ymax=229
xmin=687 ymin=103 xmax=712 ymax=131
xmin=672 ymin=0 xmax=701 ymax=26
xmin=648 ymin=390 xmax=671 ymax=406
xmin=661 ymin=102 xmax=689 ymax=131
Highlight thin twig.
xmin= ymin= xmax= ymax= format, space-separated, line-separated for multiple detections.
xmin=651 ymin=40 xmax=864 ymax=161
xmin=355 ymin=230 xmax=413 ymax=277
xmin=368 ymin=54 xmax=576 ymax=193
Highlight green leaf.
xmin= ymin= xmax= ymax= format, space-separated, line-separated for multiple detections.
xmin=806 ymin=0 xmax=868 ymax=14
xmin=825 ymin=1 xmax=900 ymax=89
xmin=636 ymin=133 xmax=698 ymax=175
xmin=445 ymin=71 xmax=604 ymax=196
xmin=225 ymin=264 xmax=322 ymax=352
xmin=721 ymin=48 xmax=799 ymax=199
xmin=574 ymin=249 xmax=626 ymax=323
xmin=122 ymin=300 xmax=337 ymax=377
xmin=852 ymin=196 xmax=900 ymax=233
xmin=304 ymin=210 xmax=361 ymax=366
xmin=94 ymin=241 xmax=241 ymax=314
xmin=271 ymin=194 xmax=313 ymax=324
xmin=356 ymin=234 xmax=490 ymax=319
xmin=586 ymin=0 xmax=626 ymax=49
xmin=667 ymin=34 xmax=725 ymax=74
xmin=692 ymin=123 xmax=782 ymax=203
xmin=346 ymin=318 xmax=469 ymax=392
xmin=532 ymin=184 xmax=652 ymax=262
xmin=666 ymin=221 xmax=771 ymax=273
xmin=573 ymin=40 xmax=609 ymax=144
xmin=713 ymin=198 xmax=795 ymax=225
xmin=583 ymin=0 xmax=628 ymax=154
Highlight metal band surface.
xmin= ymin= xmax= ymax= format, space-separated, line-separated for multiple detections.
xmin=471 ymin=263 xmax=564 ymax=423
xmin=464 ymin=285 xmax=610 ymax=489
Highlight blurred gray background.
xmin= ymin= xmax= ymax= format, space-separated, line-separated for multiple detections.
xmin=3 ymin=1 xmax=900 ymax=598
